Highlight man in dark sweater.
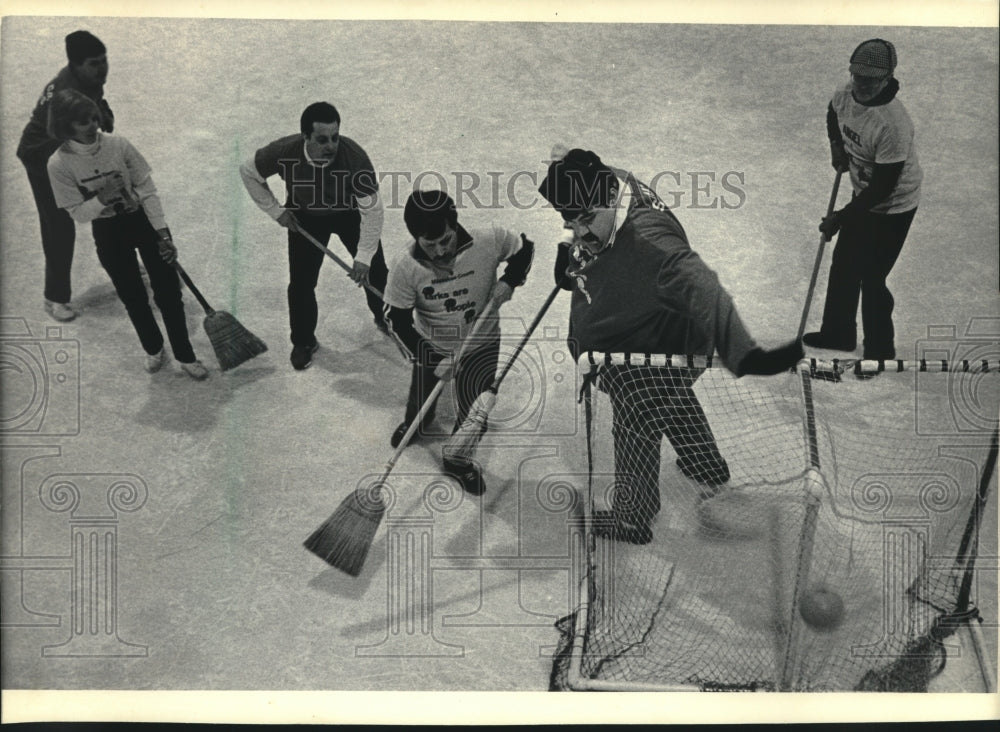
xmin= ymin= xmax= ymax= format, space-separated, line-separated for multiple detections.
xmin=539 ymin=148 xmax=802 ymax=544
xmin=17 ymin=30 xmax=114 ymax=322
xmin=240 ymin=101 xmax=389 ymax=370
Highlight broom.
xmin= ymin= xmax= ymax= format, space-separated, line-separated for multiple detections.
xmin=304 ymin=296 xmax=501 ymax=576
xmin=294 ymin=222 xmax=385 ymax=300
xmin=442 ymin=279 xmax=564 ymax=465
xmin=173 ymin=262 xmax=268 ymax=371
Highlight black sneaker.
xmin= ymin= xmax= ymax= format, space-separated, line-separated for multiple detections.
xmin=676 ymin=456 xmax=731 ymax=487
xmin=390 ymin=421 xmax=413 ymax=448
xmin=444 ymin=458 xmax=485 ymax=496
xmin=290 ymin=342 xmax=319 ymax=370
xmin=591 ymin=510 xmax=652 ymax=545
xmin=802 ymin=331 xmax=856 ymax=352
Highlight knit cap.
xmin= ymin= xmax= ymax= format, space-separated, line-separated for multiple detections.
xmin=65 ymin=31 xmax=106 ymax=65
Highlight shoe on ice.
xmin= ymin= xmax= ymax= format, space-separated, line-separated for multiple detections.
xmin=390 ymin=421 xmax=412 ymax=448
xmin=591 ymin=510 xmax=652 ymax=545
xmin=444 ymin=458 xmax=485 ymax=496
xmin=145 ymin=348 xmax=166 ymax=373
xmin=676 ymin=455 xmax=730 ymax=487
xmin=290 ymin=342 xmax=319 ymax=370
xmin=44 ymin=299 xmax=77 ymax=322
xmin=180 ymin=360 xmax=209 ymax=380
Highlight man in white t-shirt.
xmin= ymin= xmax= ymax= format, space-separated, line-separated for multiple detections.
xmin=805 ymin=38 xmax=922 ymax=360
xmin=383 ymin=190 xmax=534 ymax=495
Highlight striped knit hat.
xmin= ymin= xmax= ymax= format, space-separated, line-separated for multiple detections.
xmin=849 ymin=38 xmax=897 ymax=78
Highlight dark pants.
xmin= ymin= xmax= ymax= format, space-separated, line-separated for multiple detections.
xmin=287 ymin=211 xmax=389 ymax=348
xmin=92 ymin=210 xmax=196 ymax=363
xmin=23 ymin=160 xmax=76 ymax=304
xmin=404 ymin=338 xmax=501 ymax=437
xmin=818 ymin=207 xmax=917 ymax=359
xmin=605 ymin=365 xmax=724 ymax=523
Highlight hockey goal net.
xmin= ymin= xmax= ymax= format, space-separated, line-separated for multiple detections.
xmin=551 ymin=352 xmax=998 ymax=692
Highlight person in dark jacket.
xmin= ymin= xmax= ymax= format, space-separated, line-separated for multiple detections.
xmin=806 ymin=38 xmax=922 ymax=360
xmin=17 ymin=30 xmax=114 ymax=322
xmin=539 ymin=148 xmax=802 ymax=544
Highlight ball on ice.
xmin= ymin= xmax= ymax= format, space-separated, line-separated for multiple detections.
xmin=799 ymin=584 xmax=845 ymax=631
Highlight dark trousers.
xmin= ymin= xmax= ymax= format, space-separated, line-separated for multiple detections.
xmin=404 ymin=338 xmax=501 ymax=439
xmin=818 ymin=207 xmax=917 ymax=359
xmin=23 ymin=160 xmax=76 ymax=303
xmin=605 ymin=365 xmax=724 ymax=522
xmin=287 ymin=211 xmax=389 ymax=348
xmin=92 ymin=210 xmax=196 ymax=363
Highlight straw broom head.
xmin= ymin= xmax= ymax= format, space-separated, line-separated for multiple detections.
xmin=203 ymin=311 xmax=268 ymax=371
xmin=442 ymin=390 xmax=496 ymax=464
xmin=304 ymin=480 xmax=386 ymax=576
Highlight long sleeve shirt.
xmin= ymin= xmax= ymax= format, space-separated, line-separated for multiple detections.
xmin=17 ymin=65 xmax=114 ymax=168
xmin=239 ymin=134 xmax=383 ymax=266
xmin=47 ymin=133 xmax=166 ymax=229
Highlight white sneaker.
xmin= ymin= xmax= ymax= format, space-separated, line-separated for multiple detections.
xmin=44 ymin=299 xmax=77 ymax=322
xmin=180 ymin=360 xmax=209 ymax=380
xmin=145 ymin=349 xmax=166 ymax=373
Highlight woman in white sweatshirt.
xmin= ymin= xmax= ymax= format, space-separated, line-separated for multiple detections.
xmin=46 ymin=89 xmax=208 ymax=379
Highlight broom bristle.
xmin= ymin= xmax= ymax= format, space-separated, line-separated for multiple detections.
xmin=304 ymin=484 xmax=386 ymax=577
xmin=203 ymin=311 xmax=269 ymax=371
xmin=442 ymin=391 xmax=496 ymax=464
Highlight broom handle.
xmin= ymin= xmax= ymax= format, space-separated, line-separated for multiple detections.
xmin=379 ymin=297 xmax=500 ymax=477
xmin=491 ymin=280 xmax=563 ymax=389
xmin=173 ymin=262 xmax=215 ymax=315
xmin=293 ymin=221 xmax=386 ymax=300
xmin=796 ymin=170 xmax=843 ymax=342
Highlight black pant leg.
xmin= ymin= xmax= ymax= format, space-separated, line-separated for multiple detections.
xmin=134 ymin=225 xmax=196 ymax=364
xmin=92 ymin=216 xmax=165 ymax=356
xmin=818 ymin=221 xmax=863 ymax=343
xmin=859 ymin=208 xmax=916 ymax=358
xmin=404 ymin=356 xmax=441 ymax=430
xmin=286 ymin=216 xmax=328 ymax=347
xmin=24 ymin=161 xmax=76 ymax=303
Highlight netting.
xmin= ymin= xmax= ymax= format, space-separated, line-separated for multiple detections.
xmin=553 ymin=353 xmax=998 ymax=692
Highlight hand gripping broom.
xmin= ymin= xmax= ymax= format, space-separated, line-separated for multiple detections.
xmin=304 ymin=296 xmax=501 ymax=577
xmin=293 ymin=221 xmax=385 ymax=300
xmin=442 ymin=280 xmax=564 ymax=466
xmin=173 ymin=262 xmax=268 ymax=371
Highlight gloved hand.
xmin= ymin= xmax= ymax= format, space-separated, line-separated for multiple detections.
xmin=819 ymin=212 xmax=842 ymax=241
xmin=434 ymin=355 xmax=456 ymax=381
xmin=156 ymin=227 xmax=178 ymax=264
xmin=737 ymin=339 xmax=804 ymax=377
xmin=830 ymin=140 xmax=850 ymax=173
